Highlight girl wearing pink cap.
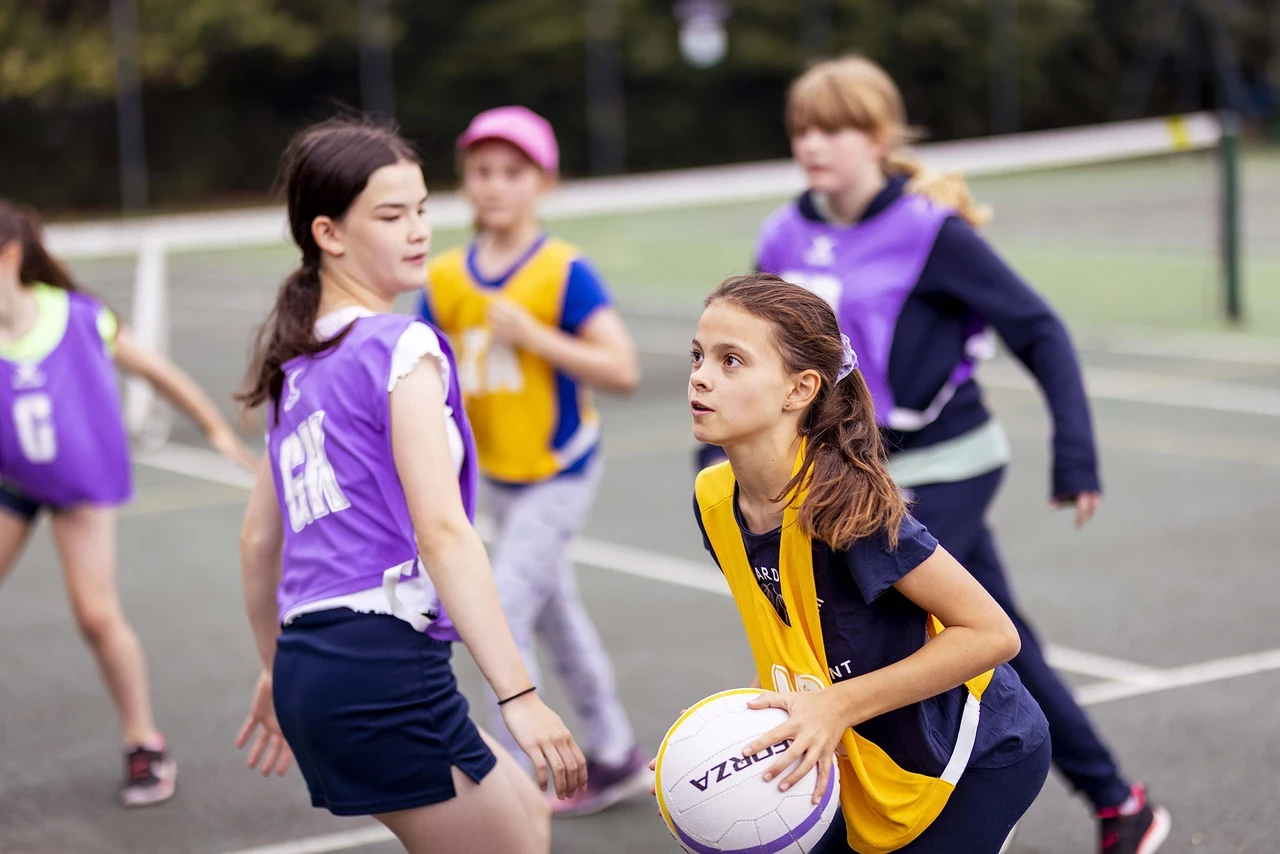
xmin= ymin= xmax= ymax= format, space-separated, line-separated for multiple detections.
xmin=419 ymin=106 xmax=648 ymax=816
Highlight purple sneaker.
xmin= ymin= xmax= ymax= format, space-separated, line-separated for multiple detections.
xmin=551 ymin=746 xmax=651 ymax=817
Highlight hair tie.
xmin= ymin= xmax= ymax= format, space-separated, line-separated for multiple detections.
xmin=837 ymin=333 xmax=859 ymax=382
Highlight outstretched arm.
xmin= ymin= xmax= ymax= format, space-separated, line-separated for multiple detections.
xmin=113 ymin=325 xmax=257 ymax=470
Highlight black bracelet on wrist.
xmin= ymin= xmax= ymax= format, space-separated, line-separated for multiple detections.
xmin=497 ymin=686 xmax=537 ymax=706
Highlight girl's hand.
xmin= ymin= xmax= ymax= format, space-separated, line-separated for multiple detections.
xmin=487 ymin=297 xmax=539 ymax=348
xmin=235 ymin=671 xmax=292 ymax=777
xmin=209 ymin=425 xmax=259 ymax=472
xmin=743 ymin=690 xmax=847 ymax=805
xmin=1051 ymin=490 xmax=1101 ymax=529
xmin=500 ymin=692 xmax=587 ymax=799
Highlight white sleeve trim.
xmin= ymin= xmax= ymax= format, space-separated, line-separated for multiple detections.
xmin=389 ymin=322 xmax=451 ymax=394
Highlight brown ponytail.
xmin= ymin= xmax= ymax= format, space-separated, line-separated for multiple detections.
xmin=238 ymin=116 xmax=420 ymax=420
xmin=707 ymin=273 xmax=907 ymax=550
xmin=0 ymin=200 xmax=78 ymax=291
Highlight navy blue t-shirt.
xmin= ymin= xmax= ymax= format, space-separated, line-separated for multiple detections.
xmin=695 ymin=493 xmax=1048 ymax=774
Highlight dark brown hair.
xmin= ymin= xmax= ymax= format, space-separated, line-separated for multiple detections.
xmin=239 ymin=117 xmax=419 ymax=419
xmin=707 ymin=273 xmax=907 ymax=549
xmin=0 ymin=201 xmax=78 ymax=291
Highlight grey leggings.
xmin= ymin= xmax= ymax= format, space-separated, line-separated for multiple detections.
xmin=480 ymin=455 xmax=635 ymax=766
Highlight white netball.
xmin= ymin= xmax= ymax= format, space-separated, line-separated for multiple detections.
xmin=655 ymin=689 xmax=841 ymax=854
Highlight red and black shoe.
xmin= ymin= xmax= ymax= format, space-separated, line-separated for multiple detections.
xmin=1098 ymin=784 xmax=1171 ymax=854
xmin=119 ymin=745 xmax=177 ymax=808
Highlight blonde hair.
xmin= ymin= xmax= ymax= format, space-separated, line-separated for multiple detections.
xmin=786 ymin=56 xmax=991 ymax=228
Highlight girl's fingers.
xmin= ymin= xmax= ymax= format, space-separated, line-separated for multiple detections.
xmin=745 ymin=691 xmax=783 ymax=710
xmin=247 ymin=727 xmax=269 ymax=769
xmin=528 ymin=747 xmax=549 ymax=792
xmin=275 ymin=743 xmax=294 ymax=777
xmin=543 ymin=739 xmax=569 ymax=798
xmin=776 ymin=744 xmax=817 ymax=792
xmin=743 ymin=722 xmax=792 ymax=759
xmin=762 ymin=742 xmax=801 ymax=783
xmin=261 ymin=739 xmax=281 ymax=777
xmin=557 ymin=738 xmax=583 ymax=795
xmin=811 ymin=755 xmax=832 ymax=805
xmin=235 ymin=716 xmax=256 ymax=749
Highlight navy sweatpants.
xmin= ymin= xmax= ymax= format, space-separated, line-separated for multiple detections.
xmin=909 ymin=467 xmax=1131 ymax=811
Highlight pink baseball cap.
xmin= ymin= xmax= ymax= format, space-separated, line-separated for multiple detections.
xmin=457 ymin=106 xmax=559 ymax=174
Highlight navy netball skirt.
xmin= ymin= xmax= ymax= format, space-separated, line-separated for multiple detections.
xmin=273 ymin=609 xmax=497 ymax=816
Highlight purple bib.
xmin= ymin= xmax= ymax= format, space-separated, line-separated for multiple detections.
xmin=758 ymin=195 xmax=988 ymax=430
xmin=268 ymin=314 xmax=477 ymax=640
xmin=0 ymin=290 xmax=132 ymax=506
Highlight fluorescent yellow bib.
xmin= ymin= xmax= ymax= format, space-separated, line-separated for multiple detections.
xmin=425 ymin=239 xmax=600 ymax=483
xmin=694 ymin=453 xmax=993 ymax=854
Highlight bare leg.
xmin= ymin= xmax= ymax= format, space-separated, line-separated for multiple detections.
xmin=50 ymin=506 xmax=162 ymax=747
xmin=0 ymin=508 xmax=34 ymax=591
xmin=375 ymin=728 xmax=551 ymax=854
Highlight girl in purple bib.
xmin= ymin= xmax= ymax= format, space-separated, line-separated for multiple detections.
xmin=235 ymin=118 xmax=586 ymax=853
xmin=0 ymin=201 xmax=256 ymax=808
xmin=746 ymin=57 xmax=1171 ymax=854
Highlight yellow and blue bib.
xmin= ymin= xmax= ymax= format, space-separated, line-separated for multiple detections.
xmin=422 ymin=237 xmax=603 ymax=484
xmin=694 ymin=451 xmax=993 ymax=854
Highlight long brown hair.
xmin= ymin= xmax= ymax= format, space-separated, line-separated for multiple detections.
xmin=238 ymin=117 xmax=419 ymax=420
xmin=0 ymin=201 xmax=78 ymax=291
xmin=708 ymin=273 xmax=907 ymax=549
xmin=785 ymin=55 xmax=992 ymax=228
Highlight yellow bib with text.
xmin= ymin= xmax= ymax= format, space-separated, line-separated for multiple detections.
xmin=694 ymin=455 xmax=993 ymax=854
xmin=425 ymin=238 xmax=600 ymax=483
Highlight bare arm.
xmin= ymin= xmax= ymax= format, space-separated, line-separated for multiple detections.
xmin=490 ymin=302 xmax=640 ymax=394
xmin=235 ymin=457 xmax=293 ymax=778
xmin=391 ymin=363 xmax=537 ymax=699
xmin=390 ymin=355 xmax=585 ymax=796
xmin=744 ymin=545 xmax=1021 ymax=800
xmin=113 ymin=326 xmax=257 ymax=469
xmin=825 ymin=545 xmax=1020 ymax=723
xmin=239 ymin=458 xmax=284 ymax=670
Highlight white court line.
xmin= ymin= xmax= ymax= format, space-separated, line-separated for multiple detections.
xmin=1043 ymin=646 xmax=1166 ymax=686
xmin=1076 ymin=648 xmax=1280 ymax=706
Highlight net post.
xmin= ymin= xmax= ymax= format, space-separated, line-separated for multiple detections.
xmin=1219 ymin=109 xmax=1243 ymax=324
xmin=123 ymin=237 xmax=172 ymax=447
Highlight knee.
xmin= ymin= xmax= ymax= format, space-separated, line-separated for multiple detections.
xmin=73 ymin=602 xmax=126 ymax=647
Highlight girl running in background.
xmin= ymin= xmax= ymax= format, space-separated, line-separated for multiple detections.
xmin=0 ymin=200 xmax=256 ymax=807
xmin=751 ymin=56 xmax=1170 ymax=854
xmin=689 ymin=274 xmax=1050 ymax=853
xmin=419 ymin=106 xmax=647 ymax=816
xmin=235 ymin=118 xmax=585 ymax=854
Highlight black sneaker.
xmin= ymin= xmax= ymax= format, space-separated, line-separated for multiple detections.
xmin=119 ymin=745 xmax=177 ymax=808
xmin=1098 ymin=784 xmax=1171 ymax=854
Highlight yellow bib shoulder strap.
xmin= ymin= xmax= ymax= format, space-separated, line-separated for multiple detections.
xmin=692 ymin=446 xmax=997 ymax=853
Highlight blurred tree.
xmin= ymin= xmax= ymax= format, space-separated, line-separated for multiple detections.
xmin=0 ymin=0 xmax=354 ymax=100
xmin=0 ymin=0 xmax=1272 ymax=212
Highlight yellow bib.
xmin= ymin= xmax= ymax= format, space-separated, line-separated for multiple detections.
xmin=694 ymin=452 xmax=993 ymax=854
xmin=425 ymin=238 xmax=600 ymax=483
